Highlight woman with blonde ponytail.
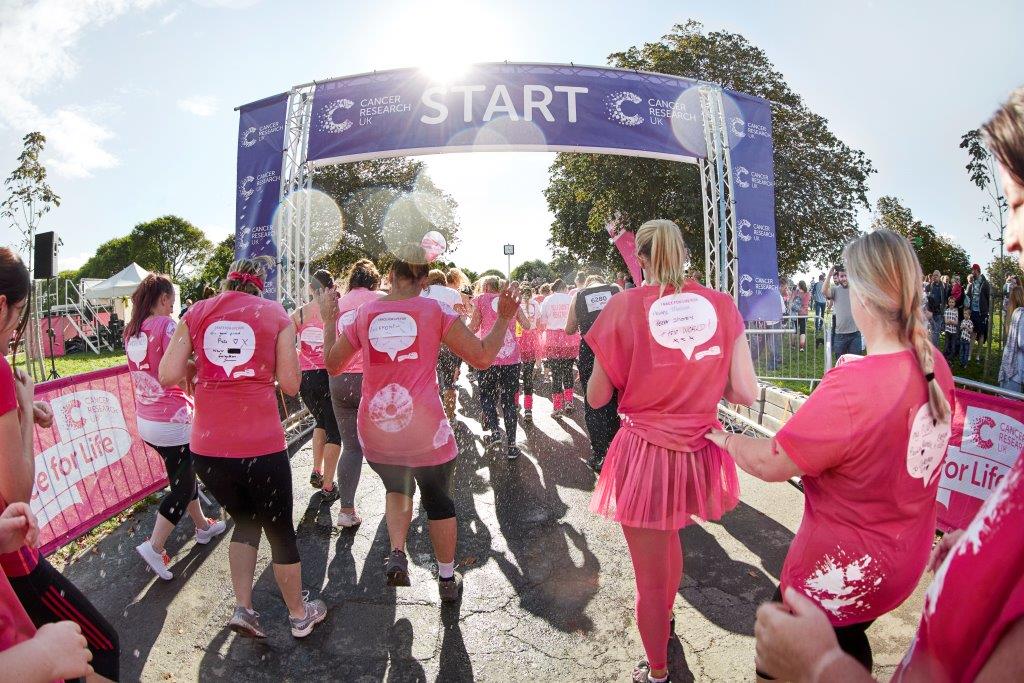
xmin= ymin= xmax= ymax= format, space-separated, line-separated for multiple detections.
xmin=586 ymin=219 xmax=758 ymax=682
xmin=709 ymin=228 xmax=955 ymax=679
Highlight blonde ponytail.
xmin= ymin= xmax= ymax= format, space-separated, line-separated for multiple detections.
xmin=844 ymin=229 xmax=951 ymax=423
xmin=635 ymin=219 xmax=689 ymax=295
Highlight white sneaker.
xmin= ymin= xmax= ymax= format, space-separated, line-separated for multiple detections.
xmin=136 ymin=540 xmax=172 ymax=580
xmin=336 ymin=511 xmax=362 ymax=528
xmin=195 ymin=517 xmax=227 ymax=545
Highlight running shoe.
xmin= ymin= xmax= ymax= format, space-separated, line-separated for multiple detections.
xmin=136 ymin=540 xmax=172 ymax=580
xmin=385 ymin=549 xmax=411 ymax=587
xmin=336 ymin=510 xmax=362 ymax=528
xmin=484 ymin=431 xmax=503 ymax=450
xmin=506 ymin=446 xmax=522 ymax=461
xmin=195 ymin=517 xmax=227 ymax=545
xmin=310 ymin=470 xmax=324 ymax=489
xmin=587 ymin=455 xmax=603 ymax=473
xmin=320 ymin=484 xmax=340 ymax=504
xmin=289 ymin=593 xmax=328 ymax=638
xmin=228 ymin=605 xmax=266 ymax=638
xmin=438 ymin=572 xmax=463 ymax=603
xmin=523 ymin=409 xmax=533 ymax=424
xmin=632 ymin=659 xmax=671 ymax=682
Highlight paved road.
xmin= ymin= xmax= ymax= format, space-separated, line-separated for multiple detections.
xmin=59 ymin=378 xmax=928 ymax=681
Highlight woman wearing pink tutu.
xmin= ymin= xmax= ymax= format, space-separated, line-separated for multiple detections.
xmin=585 ymin=219 xmax=758 ymax=682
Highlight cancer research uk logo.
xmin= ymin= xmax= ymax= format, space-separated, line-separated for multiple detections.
xmin=239 ymin=121 xmax=283 ymax=149
xmin=734 ymin=165 xmax=773 ymax=190
xmin=31 ymin=389 xmax=134 ymax=526
xmin=605 ymin=91 xmax=644 ymax=127
xmin=728 ymin=116 xmax=770 ymax=141
xmin=238 ymin=171 xmax=279 ymax=201
xmin=739 ymin=274 xmax=778 ymax=299
xmin=319 ymin=99 xmax=355 ymax=134
xmin=736 ymin=218 xmax=775 ymax=243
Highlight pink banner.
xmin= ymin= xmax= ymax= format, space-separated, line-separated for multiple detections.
xmin=605 ymin=217 xmax=643 ymax=286
xmin=937 ymin=388 xmax=1024 ymax=532
xmin=31 ymin=365 xmax=168 ymax=554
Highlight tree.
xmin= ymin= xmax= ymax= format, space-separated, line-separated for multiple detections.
xmin=129 ymin=215 xmax=212 ymax=281
xmin=870 ymin=196 xmax=972 ymax=277
xmin=479 ymin=269 xmax=505 ymax=280
xmin=987 ymin=255 xmax=1024 ymax=292
xmin=960 ymin=129 xmax=1008 ymax=260
xmin=77 ymin=235 xmax=136 ymax=279
xmin=1 ymin=132 xmax=61 ymax=270
xmin=544 ymin=21 xmax=874 ymax=277
xmin=549 ymin=252 xmax=582 ymax=282
xmin=180 ymin=235 xmax=237 ymax=300
xmin=311 ymin=158 xmax=460 ymax=275
xmin=511 ymin=259 xmax=555 ymax=283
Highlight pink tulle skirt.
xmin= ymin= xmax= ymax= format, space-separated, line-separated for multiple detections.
xmin=590 ymin=429 xmax=740 ymax=531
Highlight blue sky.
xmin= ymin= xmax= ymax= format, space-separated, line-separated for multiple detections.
xmin=1 ymin=0 xmax=1022 ymax=278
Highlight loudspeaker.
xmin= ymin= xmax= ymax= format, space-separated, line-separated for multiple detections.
xmin=34 ymin=231 xmax=57 ymax=279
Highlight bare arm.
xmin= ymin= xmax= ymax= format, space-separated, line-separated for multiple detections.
xmin=708 ymin=431 xmax=802 ymax=482
xmin=564 ymin=296 xmax=579 ymax=334
xmin=0 ymin=372 xmax=35 ymax=503
xmin=159 ymin=320 xmax=193 ymax=387
xmin=822 ymin=267 xmax=836 ymax=299
xmin=275 ymin=325 xmax=301 ymax=396
xmin=587 ymin=358 xmax=614 ymax=408
xmin=977 ymin=618 xmax=1024 ymax=682
xmin=724 ymin=333 xmax=758 ymax=406
xmin=467 ymin=306 xmax=482 ymax=334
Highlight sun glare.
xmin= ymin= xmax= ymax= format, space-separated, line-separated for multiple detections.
xmin=392 ymin=1 xmax=507 ymax=81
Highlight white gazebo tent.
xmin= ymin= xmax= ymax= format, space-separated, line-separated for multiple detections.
xmin=84 ymin=263 xmax=181 ymax=318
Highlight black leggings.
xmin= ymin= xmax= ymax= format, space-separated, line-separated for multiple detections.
xmin=578 ymin=343 xmax=621 ymax=459
xmin=192 ymin=451 xmax=300 ymax=565
xmin=547 ymin=358 xmax=575 ymax=396
xmin=479 ymin=363 xmax=520 ymax=437
xmin=756 ymin=587 xmax=874 ymax=679
xmin=148 ymin=442 xmax=198 ymax=525
xmin=300 ymin=369 xmax=341 ymax=445
xmin=368 ymin=458 xmax=457 ymax=520
xmin=521 ymin=360 xmax=536 ymax=396
xmin=437 ymin=346 xmax=460 ymax=390
xmin=11 ymin=558 xmax=120 ymax=681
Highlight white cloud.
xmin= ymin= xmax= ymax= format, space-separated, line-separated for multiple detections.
xmin=159 ymin=8 xmax=179 ymax=23
xmin=177 ymin=95 xmax=218 ymax=117
xmin=939 ymin=232 xmax=959 ymax=245
xmin=60 ymin=250 xmax=93 ymax=271
xmin=201 ymin=224 xmax=233 ymax=241
xmin=0 ymin=0 xmax=161 ymax=178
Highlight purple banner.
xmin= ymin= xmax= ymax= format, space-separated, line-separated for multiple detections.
xmin=727 ymin=93 xmax=780 ymax=321
xmin=306 ymin=64 xmax=710 ymax=164
xmin=235 ymin=93 xmax=288 ymax=300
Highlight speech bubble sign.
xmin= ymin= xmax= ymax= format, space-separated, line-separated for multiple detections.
xmin=368 ymin=383 xmax=415 ymax=433
xmin=338 ymin=309 xmax=358 ymax=334
xmin=648 ymin=292 xmax=718 ymax=359
xmin=421 ymin=230 xmax=447 ymax=261
xmin=300 ymin=325 xmax=325 ymax=349
xmin=126 ymin=333 xmax=149 ymax=365
xmin=368 ymin=312 xmax=418 ymax=361
xmin=906 ymin=403 xmax=951 ymax=484
xmin=491 ymin=296 xmax=499 ymax=313
xmin=203 ymin=320 xmax=256 ymax=378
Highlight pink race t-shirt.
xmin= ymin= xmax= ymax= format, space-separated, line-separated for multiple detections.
xmin=334 ymin=288 xmax=385 ymax=375
xmin=295 ymin=306 xmax=326 ymax=372
xmin=540 ymin=292 xmax=575 ymax=359
xmin=343 ymin=296 xmax=459 ymax=467
xmin=0 ymin=357 xmax=40 ymax=578
xmin=774 ymin=349 xmax=956 ymax=627
xmin=184 ymin=291 xmax=291 ymax=458
xmin=893 ymin=454 xmax=1024 ymax=682
xmin=474 ymin=292 xmax=519 ymax=366
xmin=585 ymin=283 xmax=745 ymax=451
xmin=126 ymin=315 xmax=194 ymax=424
xmin=518 ymin=297 xmax=542 ymax=362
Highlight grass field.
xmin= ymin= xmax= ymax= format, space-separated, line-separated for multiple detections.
xmin=9 ymin=349 xmax=126 ymax=380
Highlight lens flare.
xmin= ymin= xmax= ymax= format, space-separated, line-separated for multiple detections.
xmin=271 ymin=188 xmax=344 ymax=263
xmin=382 ymin=183 xmax=456 ymax=264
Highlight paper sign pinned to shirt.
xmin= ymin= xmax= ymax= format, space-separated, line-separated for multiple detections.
xmin=648 ymin=293 xmax=718 ymax=359
xmin=369 ymin=312 xmax=418 ymax=361
xmin=204 ymin=320 xmax=256 ymax=377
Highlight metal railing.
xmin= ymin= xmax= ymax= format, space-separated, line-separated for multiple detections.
xmin=745 ymin=314 xmax=829 ymax=391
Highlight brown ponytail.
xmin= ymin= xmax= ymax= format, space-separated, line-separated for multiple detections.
xmin=0 ymin=248 xmax=31 ymax=357
xmin=125 ymin=274 xmax=175 ymax=340
xmin=844 ymin=229 xmax=951 ymax=422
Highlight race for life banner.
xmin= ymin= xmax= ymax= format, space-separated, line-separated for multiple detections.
xmin=725 ymin=93 xmax=781 ymax=321
xmin=236 ymin=93 xmax=288 ymax=300
xmin=937 ymin=387 xmax=1024 ymax=532
xmin=306 ymin=63 xmax=711 ymax=165
xmin=30 ymin=366 xmax=168 ymax=555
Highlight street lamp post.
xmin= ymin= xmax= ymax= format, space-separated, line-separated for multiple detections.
xmin=504 ymin=243 xmax=514 ymax=280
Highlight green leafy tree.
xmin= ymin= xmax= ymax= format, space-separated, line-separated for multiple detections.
xmin=544 ymin=21 xmax=874 ymax=276
xmin=549 ymin=252 xmax=582 ymax=282
xmin=987 ymin=255 xmax=1024 ymax=292
xmin=870 ymin=196 xmax=971 ymax=277
xmin=960 ymin=129 xmax=1008 ymax=260
xmin=177 ymin=235 xmax=237 ymax=300
xmin=77 ymin=235 xmax=137 ymax=279
xmin=479 ymin=269 xmax=505 ymax=280
xmin=312 ymin=158 xmax=460 ymax=275
xmin=1 ymin=132 xmax=61 ymax=268
xmin=129 ymin=215 xmax=212 ymax=281
xmin=511 ymin=259 xmax=555 ymax=283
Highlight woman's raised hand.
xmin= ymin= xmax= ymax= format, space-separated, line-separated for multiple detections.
xmin=317 ymin=286 xmax=340 ymax=323
xmin=496 ymin=283 xmax=522 ymax=319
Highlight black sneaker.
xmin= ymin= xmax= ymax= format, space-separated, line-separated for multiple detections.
xmin=320 ymin=484 xmax=340 ymax=503
xmin=438 ymin=572 xmax=463 ymax=603
xmin=310 ymin=470 xmax=324 ymax=489
xmin=506 ymin=447 xmax=522 ymax=461
xmin=588 ymin=455 xmax=604 ymax=473
xmin=385 ymin=549 xmax=411 ymax=587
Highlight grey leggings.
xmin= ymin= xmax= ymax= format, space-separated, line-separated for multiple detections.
xmin=329 ymin=372 xmax=364 ymax=509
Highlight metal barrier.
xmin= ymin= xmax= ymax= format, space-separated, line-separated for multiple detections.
xmin=745 ymin=315 xmax=830 ymax=391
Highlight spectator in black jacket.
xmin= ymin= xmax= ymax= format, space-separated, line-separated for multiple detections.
xmin=968 ymin=263 xmax=992 ymax=345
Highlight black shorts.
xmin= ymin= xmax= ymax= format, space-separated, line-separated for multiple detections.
xmin=368 ymin=458 xmax=457 ymax=520
xmin=756 ymin=587 xmax=874 ymax=679
xmin=300 ymin=369 xmax=341 ymax=445
xmin=437 ymin=346 xmax=460 ymax=391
